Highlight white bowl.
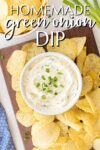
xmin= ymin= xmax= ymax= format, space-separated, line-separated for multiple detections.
xmin=20 ymin=52 xmax=82 ymax=115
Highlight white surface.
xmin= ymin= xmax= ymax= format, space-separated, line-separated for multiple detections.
xmin=0 ymin=0 xmax=100 ymax=150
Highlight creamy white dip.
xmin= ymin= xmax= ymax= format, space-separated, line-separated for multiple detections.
xmin=22 ymin=54 xmax=79 ymax=114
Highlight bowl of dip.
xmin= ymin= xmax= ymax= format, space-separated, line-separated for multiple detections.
xmin=20 ymin=52 xmax=82 ymax=115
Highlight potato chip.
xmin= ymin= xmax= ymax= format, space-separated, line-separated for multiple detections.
xmin=77 ymin=111 xmax=96 ymax=126
xmin=93 ymin=138 xmax=100 ymax=150
xmin=0 ymin=26 xmax=3 ymax=33
xmin=47 ymin=37 xmax=77 ymax=60
xmin=0 ymin=0 xmax=8 ymax=20
xmin=31 ymin=122 xmax=60 ymax=149
xmin=7 ymin=50 xmax=27 ymax=76
xmin=83 ymin=54 xmax=100 ymax=76
xmin=81 ymin=76 xmax=93 ymax=96
xmin=16 ymin=110 xmax=36 ymax=127
xmin=53 ymin=136 xmax=68 ymax=146
xmin=56 ymin=107 xmax=82 ymax=131
xmin=16 ymin=92 xmax=33 ymax=113
xmin=22 ymin=42 xmax=45 ymax=61
xmin=57 ymin=121 xmax=68 ymax=136
xmin=88 ymin=69 xmax=100 ymax=89
xmin=72 ymin=37 xmax=86 ymax=56
xmin=11 ymin=75 xmax=20 ymax=91
xmin=62 ymin=139 xmax=78 ymax=150
xmin=68 ymin=128 xmax=90 ymax=150
xmin=0 ymin=14 xmax=28 ymax=35
xmin=76 ymin=47 xmax=86 ymax=74
xmin=76 ymin=98 xmax=93 ymax=113
xmin=34 ymin=111 xmax=54 ymax=124
xmin=86 ymin=88 xmax=100 ymax=113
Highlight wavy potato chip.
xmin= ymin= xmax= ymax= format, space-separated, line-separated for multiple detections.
xmin=86 ymin=88 xmax=100 ymax=113
xmin=31 ymin=122 xmax=60 ymax=149
xmin=83 ymin=54 xmax=100 ymax=76
xmin=34 ymin=111 xmax=54 ymax=124
xmin=81 ymin=76 xmax=93 ymax=96
xmin=68 ymin=129 xmax=90 ymax=150
xmin=0 ymin=26 xmax=3 ymax=33
xmin=0 ymin=0 xmax=8 ymax=20
xmin=88 ymin=69 xmax=100 ymax=89
xmin=11 ymin=75 xmax=20 ymax=91
xmin=93 ymin=138 xmax=100 ymax=150
xmin=56 ymin=107 xmax=82 ymax=131
xmin=76 ymin=47 xmax=86 ymax=74
xmin=0 ymin=14 xmax=29 ymax=35
xmin=16 ymin=110 xmax=36 ymax=127
xmin=57 ymin=121 xmax=68 ymax=136
xmin=47 ymin=37 xmax=77 ymax=60
xmin=53 ymin=136 xmax=68 ymax=146
xmin=72 ymin=37 xmax=86 ymax=56
xmin=7 ymin=50 xmax=27 ymax=76
xmin=22 ymin=42 xmax=45 ymax=61
xmin=16 ymin=92 xmax=33 ymax=113
xmin=62 ymin=139 xmax=78 ymax=150
xmin=76 ymin=98 xmax=93 ymax=113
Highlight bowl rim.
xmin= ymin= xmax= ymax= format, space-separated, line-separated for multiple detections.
xmin=20 ymin=52 xmax=82 ymax=115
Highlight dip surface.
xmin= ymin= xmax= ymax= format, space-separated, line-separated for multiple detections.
xmin=22 ymin=54 xmax=80 ymax=114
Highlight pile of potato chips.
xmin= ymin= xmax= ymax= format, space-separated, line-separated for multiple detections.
xmin=0 ymin=0 xmax=47 ymax=35
xmin=7 ymin=37 xmax=100 ymax=150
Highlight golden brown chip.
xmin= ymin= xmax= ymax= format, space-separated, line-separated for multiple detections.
xmin=76 ymin=98 xmax=93 ymax=113
xmin=31 ymin=122 xmax=60 ymax=149
xmin=72 ymin=37 xmax=86 ymax=56
xmin=0 ymin=26 xmax=3 ymax=33
xmin=76 ymin=47 xmax=86 ymax=74
xmin=86 ymin=88 xmax=100 ymax=113
xmin=0 ymin=0 xmax=8 ymax=20
xmin=56 ymin=107 xmax=82 ymax=131
xmin=83 ymin=54 xmax=100 ymax=76
xmin=62 ymin=139 xmax=78 ymax=150
xmin=53 ymin=136 xmax=68 ymax=146
xmin=22 ymin=42 xmax=45 ymax=61
xmin=34 ymin=111 xmax=54 ymax=124
xmin=11 ymin=75 xmax=20 ymax=91
xmin=57 ymin=121 xmax=68 ymax=136
xmin=16 ymin=92 xmax=33 ymax=113
xmin=0 ymin=14 xmax=28 ymax=35
xmin=47 ymin=37 xmax=77 ymax=60
xmin=88 ymin=69 xmax=100 ymax=89
xmin=81 ymin=75 xmax=93 ymax=96
xmin=68 ymin=128 xmax=91 ymax=150
xmin=16 ymin=110 xmax=36 ymax=127
xmin=7 ymin=50 xmax=27 ymax=76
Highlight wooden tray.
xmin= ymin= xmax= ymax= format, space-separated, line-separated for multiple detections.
xmin=0 ymin=27 xmax=99 ymax=150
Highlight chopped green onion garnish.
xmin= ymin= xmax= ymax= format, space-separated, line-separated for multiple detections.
xmin=42 ymin=95 xmax=46 ymax=99
xmin=58 ymin=72 xmax=63 ymax=75
xmin=46 ymin=68 xmax=50 ymax=73
xmin=60 ymin=84 xmax=64 ymax=88
xmin=41 ymin=75 xmax=46 ymax=80
xmin=53 ymin=84 xmax=58 ymax=88
xmin=36 ymin=82 xmax=40 ymax=87
xmin=54 ymin=76 xmax=58 ymax=82
xmin=54 ymin=92 xmax=58 ymax=95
